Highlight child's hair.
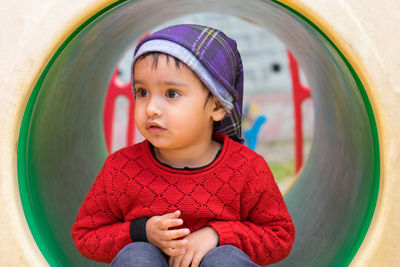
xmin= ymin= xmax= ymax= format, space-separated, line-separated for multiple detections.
xmin=131 ymin=24 xmax=244 ymax=143
xmin=136 ymin=52 xmax=183 ymax=69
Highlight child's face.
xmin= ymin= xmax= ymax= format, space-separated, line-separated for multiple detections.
xmin=133 ymin=55 xmax=226 ymax=151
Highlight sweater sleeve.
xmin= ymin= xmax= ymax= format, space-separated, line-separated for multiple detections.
xmin=208 ymin=157 xmax=295 ymax=266
xmin=71 ymin=157 xmax=132 ymax=263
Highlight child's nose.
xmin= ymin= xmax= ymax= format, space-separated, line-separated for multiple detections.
xmin=146 ymin=96 xmax=162 ymax=117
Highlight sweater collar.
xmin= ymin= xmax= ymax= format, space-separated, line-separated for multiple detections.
xmin=143 ymin=133 xmax=230 ymax=174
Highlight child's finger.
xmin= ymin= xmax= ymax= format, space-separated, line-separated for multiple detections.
xmin=163 ymin=228 xmax=190 ymax=240
xmin=169 ymin=252 xmax=184 ymax=266
xmin=169 ymin=255 xmax=178 ymax=266
xmin=158 ymin=218 xmax=184 ymax=229
xmin=162 ymin=210 xmax=181 ymax=219
xmin=190 ymin=252 xmax=205 ymax=267
xmin=157 ymin=211 xmax=182 ymax=229
xmin=178 ymin=250 xmax=194 ymax=267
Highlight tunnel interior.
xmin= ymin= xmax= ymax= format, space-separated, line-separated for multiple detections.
xmin=18 ymin=0 xmax=379 ymax=266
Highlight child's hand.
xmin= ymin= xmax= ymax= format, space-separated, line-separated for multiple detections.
xmin=146 ymin=210 xmax=190 ymax=256
xmin=169 ymin=226 xmax=219 ymax=267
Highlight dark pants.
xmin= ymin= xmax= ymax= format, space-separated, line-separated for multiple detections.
xmin=111 ymin=242 xmax=259 ymax=267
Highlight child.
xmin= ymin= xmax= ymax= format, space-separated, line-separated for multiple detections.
xmin=72 ymin=24 xmax=295 ymax=267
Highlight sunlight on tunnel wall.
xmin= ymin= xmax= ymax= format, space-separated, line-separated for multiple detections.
xmin=17 ymin=1 xmax=378 ymax=266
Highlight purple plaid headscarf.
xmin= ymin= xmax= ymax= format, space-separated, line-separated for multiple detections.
xmin=131 ymin=24 xmax=244 ymax=143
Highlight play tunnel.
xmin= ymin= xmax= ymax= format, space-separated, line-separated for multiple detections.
xmin=3 ymin=0 xmax=400 ymax=266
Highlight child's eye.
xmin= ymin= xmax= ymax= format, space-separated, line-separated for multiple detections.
xmin=166 ymin=89 xmax=181 ymax=99
xmin=136 ymin=88 xmax=148 ymax=98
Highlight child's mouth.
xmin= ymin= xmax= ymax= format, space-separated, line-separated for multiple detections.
xmin=147 ymin=124 xmax=165 ymax=134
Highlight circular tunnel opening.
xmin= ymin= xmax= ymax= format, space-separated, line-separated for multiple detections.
xmin=18 ymin=0 xmax=379 ymax=266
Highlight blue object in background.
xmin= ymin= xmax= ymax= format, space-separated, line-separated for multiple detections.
xmin=244 ymin=115 xmax=267 ymax=150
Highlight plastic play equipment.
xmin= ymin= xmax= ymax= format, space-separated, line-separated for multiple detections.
xmin=287 ymin=51 xmax=312 ymax=173
xmin=103 ymin=69 xmax=136 ymax=154
xmin=243 ymin=104 xmax=268 ymax=151
xmin=2 ymin=0 xmax=400 ymax=266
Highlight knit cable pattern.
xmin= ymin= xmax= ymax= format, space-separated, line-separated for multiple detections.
xmin=72 ymin=135 xmax=295 ymax=264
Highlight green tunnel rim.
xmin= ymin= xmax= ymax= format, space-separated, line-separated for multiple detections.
xmin=17 ymin=0 xmax=380 ymax=266
xmin=271 ymin=1 xmax=380 ymax=265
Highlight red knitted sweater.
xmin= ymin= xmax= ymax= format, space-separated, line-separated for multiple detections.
xmin=71 ymin=134 xmax=295 ymax=265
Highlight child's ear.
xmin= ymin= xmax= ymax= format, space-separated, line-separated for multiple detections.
xmin=211 ymin=98 xmax=227 ymax=122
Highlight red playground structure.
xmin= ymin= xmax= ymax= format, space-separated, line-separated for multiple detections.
xmin=287 ymin=51 xmax=312 ymax=173
xmin=103 ymin=69 xmax=136 ymax=154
